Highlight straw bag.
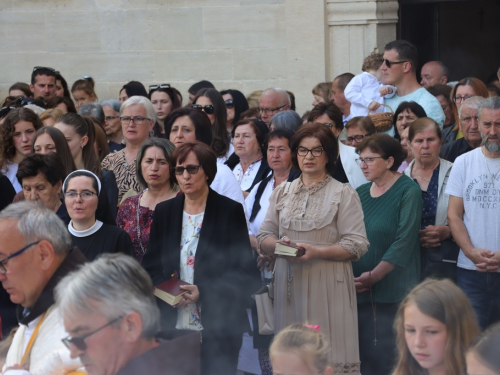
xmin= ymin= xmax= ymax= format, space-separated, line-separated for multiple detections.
xmin=368 ymin=104 xmax=394 ymax=132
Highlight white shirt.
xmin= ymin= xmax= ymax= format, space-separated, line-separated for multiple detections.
xmin=245 ymin=177 xmax=275 ymax=237
xmin=2 ymin=162 xmax=21 ymax=193
xmin=445 ymin=148 xmax=500 ymax=272
xmin=233 ymin=159 xmax=262 ymax=191
xmin=211 ymin=163 xmax=248 ymax=225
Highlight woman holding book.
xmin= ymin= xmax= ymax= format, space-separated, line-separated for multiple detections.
xmin=143 ymin=141 xmax=260 ymax=375
xmin=257 ymin=122 xmax=369 ymax=374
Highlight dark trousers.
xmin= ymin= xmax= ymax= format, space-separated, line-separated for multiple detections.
xmin=358 ymin=302 xmax=398 ymax=375
xmin=201 ymin=333 xmax=242 ymax=375
xmin=457 ymin=267 xmax=500 ymax=330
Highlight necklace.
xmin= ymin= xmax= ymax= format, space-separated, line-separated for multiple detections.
xmin=483 ymin=153 xmax=500 ymax=185
xmin=416 ymin=174 xmax=431 ymax=182
xmin=83 ymin=234 xmax=97 ymax=256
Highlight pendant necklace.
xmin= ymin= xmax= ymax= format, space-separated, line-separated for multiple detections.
xmin=483 ymin=153 xmax=500 ymax=185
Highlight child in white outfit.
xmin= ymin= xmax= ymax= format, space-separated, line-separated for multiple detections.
xmin=344 ymin=52 xmax=396 ymax=117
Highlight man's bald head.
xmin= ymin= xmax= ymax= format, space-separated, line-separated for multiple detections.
xmin=420 ymin=61 xmax=449 ymax=88
xmin=258 ymin=88 xmax=291 ymax=125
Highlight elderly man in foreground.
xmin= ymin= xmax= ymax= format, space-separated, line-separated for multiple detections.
xmin=0 ymin=201 xmax=85 ymax=375
xmin=55 ymin=253 xmax=200 ymax=375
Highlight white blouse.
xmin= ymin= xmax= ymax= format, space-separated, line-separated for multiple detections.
xmin=176 ymin=211 xmax=204 ymax=331
xmin=233 ymin=158 xmax=262 ymax=191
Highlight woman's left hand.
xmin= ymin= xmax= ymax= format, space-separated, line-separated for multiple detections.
xmin=284 ymin=243 xmax=318 ymax=263
xmin=419 ymin=225 xmax=450 ymax=248
xmin=354 ymin=271 xmax=375 ymax=293
xmin=176 ymin=285 xmax=200 ymax=309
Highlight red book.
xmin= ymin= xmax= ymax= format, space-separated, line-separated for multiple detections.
xmin=153 ymin=275 xmax=191 ymax=306
xmin=275 ymin=241 xmax=305 ymax=257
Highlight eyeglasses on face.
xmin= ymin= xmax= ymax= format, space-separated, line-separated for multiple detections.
xmin=355 ymin=156 xmax=384 ymax=166
xmin=321 ymin=123 xmax=335 ymax=129
xmin=105 ymin=116 xmax=119 ymax=122
xmin=453 ymin=95 xmax=473 ymax=103
xmin=347 ymin=135 xmax=366 ymax=144
xmin=383 ymin=59 xmax=408 ymax=69
xmin=225 ymin=99 xmax=234 ymax=109
xmin=174 ymin=165 xmax=202 ymax=176
xmin=149 ymin=84 xmax=171 ymax=92
xmin=62 ymin=316 xmax=123 ymax=351
xmin=297 ymin=147 xmax=324 ymax=157
xmin=0 ymin=241 xmax=40 ymax=274
xmin=64 ymin=191 xmax=97 ymax=200
xmin=192 ymin=104 xmax=215 ymax=115
xmin=119 ymin=116 xmax=151 ymax=125
xmin=258 ymin=105 xmax=286 ymax=116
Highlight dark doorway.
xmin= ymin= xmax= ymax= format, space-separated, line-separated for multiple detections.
xmin=398 ymin=0 xmax=500 ymax=83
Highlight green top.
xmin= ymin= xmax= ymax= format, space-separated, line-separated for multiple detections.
xmin=353 ymin=175 xmax=422 ymax=304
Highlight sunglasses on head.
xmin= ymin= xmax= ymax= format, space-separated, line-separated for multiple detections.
xmin=192 ymin=104 xmax=215 ymax=115
xmin=383 ymin=59 xmax=408 ymax=69
xmin=33 ymin=66 xmax=58 ymax=74
xmin=225 ymin=99 xmax=234 ymax=109
xmin=0 ymin=106 xmax=16 ymax=119
xmin=149 ymin=83 xmax=171 ymax=92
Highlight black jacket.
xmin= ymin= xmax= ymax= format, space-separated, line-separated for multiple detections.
xmin=440 ymin=138 xmax=473 ymax=163
xmin=143 ymin=189 xmax=260 ymax=336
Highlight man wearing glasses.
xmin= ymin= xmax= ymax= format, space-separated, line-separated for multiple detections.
xmin=0 ymin=201 xmax=85 ymax=374
xmin=258 ymin=88 xmax=291 ymax=126
xmin=382 ymin=40 xmax=445 ymax=135
xmin=30 ymin=66 xmax=57 ymax=100
xmin=55 ymin=254 xmax=200 ymax=375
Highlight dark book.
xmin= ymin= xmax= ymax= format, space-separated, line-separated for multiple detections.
xmin=275 ymin=241 xmax=305 ymax=257
xmin=153 ymin=275 xmax=191 ymax=306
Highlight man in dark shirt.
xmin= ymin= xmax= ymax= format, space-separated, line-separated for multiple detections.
xmin=440 ymin=96 xmax=484 ymax=162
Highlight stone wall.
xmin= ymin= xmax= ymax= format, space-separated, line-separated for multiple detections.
xmin=0 ymin=0 xmax=397 ymax=114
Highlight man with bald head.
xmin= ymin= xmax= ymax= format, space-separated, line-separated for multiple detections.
xmin=258 ymin=88 xmax=291 ymax=126
xmin=420 ymin=61 xmax=449 ymax=88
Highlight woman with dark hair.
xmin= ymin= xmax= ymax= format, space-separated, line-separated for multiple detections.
xmin=467 ymin=323 xmax=500 ymax=374
xmin=450 ymin=77 xmax=489 ymax=140
xmin=226 ymin=119 xmax=271 ymax=195
xmin=143 ymin=141 xmax=260 ymax=375
xmin=55 ymin=72 xmax=71 ymax=99
xmin=45 ymin=96 xmax=77 ymax=113
xmin=71 ymin=76 xmax=98 ymax=111
xmin=32 ymin=126 xmax=76 ymax=176
xmin=353 ymin=133 xmax=422 ymax=375
xmin=192 ymin=88 xmax=231 ymax=162
xmin=393 ymin=101 xmax=427 ymax=140
xmin=220 ymin=89 xmax=249 ymax=131
xmin=63 ymin=170 xmax=134 ymax=261
xmin=148 ymin=84 xmax=182 ymax=138
xmin=119 ymin=81 xmax=148 ymax=103
xmin=258 ymin=123 xmax=369 ymax=372
xmin=165 ymin=108 xmax=246 ymax=215
xmin=8 ymin=82 xmax=32 ymax=98
xmin=0 ymin=107 xmax=43 ymax=192
xmin=117 ymin=138 xmax=179 ymax=262
xmin=393 ymin=279 xmax=479 ymax=375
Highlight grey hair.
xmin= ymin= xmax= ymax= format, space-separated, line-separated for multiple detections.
xmin=78 ymin=103 xmax=105 ymax=124
xmin=477 ymin=96 xmax=500 ymax=123
xmin=121 ymin=96 xmax=157 ymax=123
xmin=459 ymin=96 xmax=485 ymax=120
xmin=55 ymin=253 xmax=160 ymax=339
xmin=0 ymin=201 xmax=71 ymax=256
xmin=99 ymin=99 xmax=121 ymax=114
xmin=269 ymin=110 xmax=302 ymax=132
xmin=261 ymin=88 xmax=291 ymax=106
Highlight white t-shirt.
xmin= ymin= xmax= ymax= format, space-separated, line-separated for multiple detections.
xmin=2 ymin=162 xmax=21 ymax=193
xmin=245 ymin=178 xmax=274 ymax=237
xmin=445 ymin=147 xmax=500 ymax=271
xmin=211 ymin=163 xmax=248 ymax=225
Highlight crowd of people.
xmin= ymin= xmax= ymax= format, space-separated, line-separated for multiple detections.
xmin=0 ymin=38 xmax=499 ymax=375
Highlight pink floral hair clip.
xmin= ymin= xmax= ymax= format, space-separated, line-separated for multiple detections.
xmin=304 ymin=324 xmax=320 ymax=332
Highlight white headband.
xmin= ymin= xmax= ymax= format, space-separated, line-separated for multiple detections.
xmin=63 ymin=169 xmax=101 ymax=195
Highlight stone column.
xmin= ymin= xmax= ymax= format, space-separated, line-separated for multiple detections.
xmin=326 ymin=0 xmax=399 ymax=79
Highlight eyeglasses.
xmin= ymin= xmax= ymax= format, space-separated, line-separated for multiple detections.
xmin=297 ymin=147 xmax=324 ymax=157
xmin=383 ymin=59 xmax=408 ymax=69
xmin=453 ymin=95 xmax=473 ymax=103
xmin=258 ymin=105 xmax=286 ymax=116
xmin=33 ymin=66 xmax=57 ymax=74
xmin=321 ymin=123 xmax=335 ymax=129
xmin=149 ymin=84 xmax=171 ymax=92
xmin=62 ymin=316 xmax=123 ymax=351
xmin=355 ymin=157 xmax=384 ymax=165
xmin=225 ymin=99 xmax=234 ymax=109
xmin=105 ymin=116 xmax=119 ymax=122
xmin=347 ymin=135 xmax=366 ymax=144
xmin=0 ymin=241 xmax=40 ymax=274
xmin=64 ymin=191 xmax=97 ymax=200
xmin=174 ymin=165 xmax=202 ymax=175
xmin=192 ymin=104 xmax=215 ymax=115
xmin=119 ymin=116 xmax=152 ymax=125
